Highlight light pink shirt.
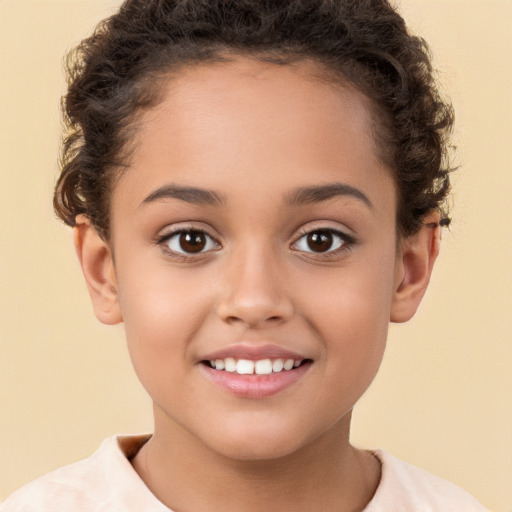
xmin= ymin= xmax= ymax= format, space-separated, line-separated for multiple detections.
xmin=1 ymin=434 xmax=488 ymax=511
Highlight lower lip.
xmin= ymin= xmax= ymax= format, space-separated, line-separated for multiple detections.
xmin=200 ymin=362 xmax=311 ymax=399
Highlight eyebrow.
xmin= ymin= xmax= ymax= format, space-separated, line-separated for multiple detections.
xmin=140 ymin=184 xmax=225 ymax=207
xmin=285 ymin=182 xmax=373 ymax=209
xmin=140 ymin=181 xmax=372 ymax=209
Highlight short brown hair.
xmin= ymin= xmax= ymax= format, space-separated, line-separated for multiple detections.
xmin=54 ymin=0 xmax=455 ymax=240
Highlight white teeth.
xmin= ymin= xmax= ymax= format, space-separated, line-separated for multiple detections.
xmin=284 ymin=359 xmax=294 ymax=370
xmin=224 ymin=357 xmax=236 ymax=372
xmin=272 ymin=359 xmax=284 ymax=372
xmin=236 ymin=359 xmax=255 ymax=374
xmin=255 ymin=359 xmax=273 ymax=375
xmin=208 ymin=357 xmax=303 ymax=375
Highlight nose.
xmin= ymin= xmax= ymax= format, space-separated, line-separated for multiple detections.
xmin=216 ymin=244 xmax=294 ymax=328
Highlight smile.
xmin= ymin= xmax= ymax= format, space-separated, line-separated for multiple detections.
xmin=206 ymin=358 xmax=302 ymax=375
xmin=199 ymin=345 xmax=312 ymax=398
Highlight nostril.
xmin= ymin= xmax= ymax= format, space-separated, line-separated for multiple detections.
xmin=216 ymin=293 xmax=294 ymax=327
xmin=222 ymin=313 xmax=284 ymax=327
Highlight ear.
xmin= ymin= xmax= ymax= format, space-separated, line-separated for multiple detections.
xmin=390 ymin=211 xmax=441 ymax=323
xmin=73 ymin=214 xmax=123 ymax=325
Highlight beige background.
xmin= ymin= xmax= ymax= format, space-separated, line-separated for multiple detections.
xmin=0 ymin=1 xmax=510 ymax=510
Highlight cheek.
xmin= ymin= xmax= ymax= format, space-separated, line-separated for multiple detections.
xmin=300 ymin=251 xmax=395 ymax=336
xmin=116 ymin=263 xmax=213 ymax=388
xmin=316 ymin=285 xmax=389 ymax=370
xmin=297 ymin=253 xmax=396 ymax=381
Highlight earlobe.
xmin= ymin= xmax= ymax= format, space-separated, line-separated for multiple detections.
xmin=73 ymin=215 xmax=123 ymax=325
xmin=390 ymin=211 xmax=441 ymax=323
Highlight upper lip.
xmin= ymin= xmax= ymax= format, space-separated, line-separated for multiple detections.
xmin=201 ymin=344 xmax=307 ymax=362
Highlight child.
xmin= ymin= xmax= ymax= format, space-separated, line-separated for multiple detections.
xmin=1 ymin=0 xmax=489 ymax=510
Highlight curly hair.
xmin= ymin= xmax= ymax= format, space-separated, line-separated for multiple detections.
xmin=54 ymin=0 xmax=455 ymax=240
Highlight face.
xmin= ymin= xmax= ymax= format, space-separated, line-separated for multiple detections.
xmin=105 ymin=56 xmax=403 ymax=460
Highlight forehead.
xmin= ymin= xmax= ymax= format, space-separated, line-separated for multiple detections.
xmin=140 ymin=56 xmax=379 ymax=161
xmin=113 ymin=56 xmax=394 ymax=217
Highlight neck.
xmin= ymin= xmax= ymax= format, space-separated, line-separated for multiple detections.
xmin=132 ymin=408 xmax=380 ymax=512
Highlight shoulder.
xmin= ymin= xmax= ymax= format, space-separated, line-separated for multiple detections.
xmin=0 ymin=434 xmax=167 ymax=512
xmin=1 ymin=439 xmax=110 ymax=512
xmin=365 ymin=450 xmax=488 ymax=512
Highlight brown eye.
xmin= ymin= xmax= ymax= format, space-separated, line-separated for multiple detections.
xmin=306 ymin=230 xmax=333 ymax=253
xmin=293 ymin=228 xmax=352 ymax=256
xmin=163 ymin=229 xmax=218 ymax=255
xmin=179 ymin=231 xmax=207 ymax=253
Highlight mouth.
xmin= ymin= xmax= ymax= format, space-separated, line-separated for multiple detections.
xmin=202 ymin=357 xmax=310 ymax=375
xmin=199 ymin=348 xmax=313 ymax=398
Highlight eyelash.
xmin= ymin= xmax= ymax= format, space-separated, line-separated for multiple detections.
xmin=292 ymin=228 xmax=355 ymax=259
xmin=157 ymin=228 xmax=220 ymax=261
xmin=156 ymin=226 xmax=355 ymax=260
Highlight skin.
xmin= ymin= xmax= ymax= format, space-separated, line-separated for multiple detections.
xmin=74 ymin=56 xmax=440 ymax=512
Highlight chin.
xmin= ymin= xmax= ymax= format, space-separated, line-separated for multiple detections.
xmin=215 ymin=438 xmax=302 ymax=462
xmin=200 ymin=418 xmax=316 ymax=462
